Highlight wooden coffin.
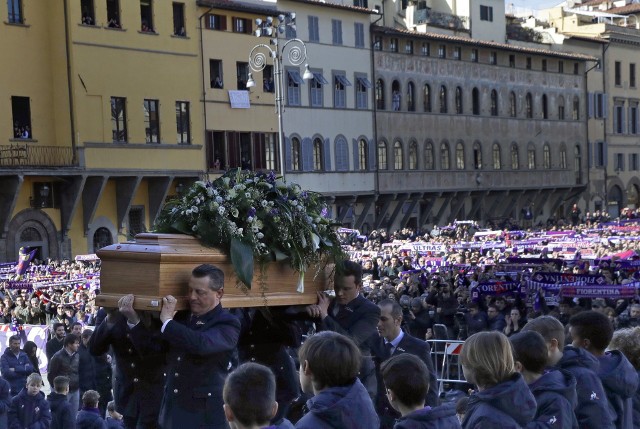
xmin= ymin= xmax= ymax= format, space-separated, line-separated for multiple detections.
xmin=96 ymin=233 xmax=331 ymax=310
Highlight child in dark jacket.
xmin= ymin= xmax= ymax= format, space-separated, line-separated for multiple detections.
xmin=295 ymin=331 xmax=379 ymax=429
xmin=47 ymin=375 xmax=76 ymax=429
xmin=608 ymin=327 xmax=640 ymax=429
xmin=77 ymin=390 xmax=106 ymax=429
xmin=8 ymin=373 xmax=51 ymax=429
xmin=460 ymin=331 xmax=537 ymax=429
xmin=381 ymin=353 xmax=461 ymax=429
xmin=569 ymin=311 xmax=639 ymax=429
xmin=510 ymin=330 xmax=578 ymax=429
xmin=523 ymin=315 xmax=614 ymax=429
xmin=105 ymin=401 xmax=125 ymax=429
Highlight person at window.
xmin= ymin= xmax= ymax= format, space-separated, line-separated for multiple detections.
xmin=212 ymin=76 xmax=223 ymax=89
xmin=82 ymin=11 xmax=93 ymax=25
xmin=213 ymin=158 xmax=221 ymax=170
xmin=141 ymin=21 xmax=151 ymax=32
xmin=107 ymin=18 xmax=120 ymax=28
xmin=392 ymin=90 xmax=401 ymax=111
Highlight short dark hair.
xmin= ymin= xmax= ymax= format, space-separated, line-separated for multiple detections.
xmin=53 ymin=376 xmax=70 ymax=393
xmin=378 ymin=299 xmax=403 ymax=319
xmin=522 ymin=315 xmax=565 ymax=346
xmin=223 ymin=363 xmax=275 ymax=427
xmin=81 ymin=329 xmax=93 ymax=340
xmin=569 ymin=310 xmax=613 ymax=352
xmin=63 ymin=333 xmax=80 ymax=347
xmin=8 ymin=335 xmax=20 ymax=343
xmin=52 ymin=322 xmax=65 ymax=332
xmin=192 ymin=264 xmax=224 ymax=291
xmin=82 ymin=390 xmax=100 ymax=407
xmin=298 ymin=331 xmax=361 ymax=390
xmin=381 ymin=354 xmax=429 ymax=408
xmin=338 ymin=260 xmax=363 ymax=286
xmin=509 ymin=331 xmax=548 ymax=374
xmin=72 ymin=321 xmax=82 ymax=329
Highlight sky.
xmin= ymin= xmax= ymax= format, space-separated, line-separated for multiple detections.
xmin=505 ymin=0 xmax=565 ymax=11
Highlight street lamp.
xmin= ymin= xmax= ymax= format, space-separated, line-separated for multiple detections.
xmin=247 ymin=14 xmax=313 ymax=181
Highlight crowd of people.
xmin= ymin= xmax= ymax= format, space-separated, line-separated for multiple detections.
xmin=0 ymin=213 xmax=639 ymax=428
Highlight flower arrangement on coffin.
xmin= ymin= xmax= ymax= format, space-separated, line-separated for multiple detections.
xmin=154 ymin=169 xmax=345 ymax=292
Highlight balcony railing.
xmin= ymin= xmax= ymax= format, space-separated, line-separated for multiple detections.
xmin=414 ymin=8 xmax=469 ymax=31
xmin=0 ymin=144 xmax=77 ymax=168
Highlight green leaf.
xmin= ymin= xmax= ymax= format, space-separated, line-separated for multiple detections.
xmin=273 ymin=248 xmax=289 ymax=261
xmin=230 ymin=238 xmax=254 ymax=288
xmin=171 ymin=219 xmax=192 ymax=235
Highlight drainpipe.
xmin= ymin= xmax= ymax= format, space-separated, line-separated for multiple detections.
xmin=602 ymin=42 xmax=609 ymax=212
xmin=371 ymin=2 xmax=384 ymax=221
xmin=63 ymin=0 xmax=77 ymax=165
xmin=199 ymin=4 xmax=215 ymax=175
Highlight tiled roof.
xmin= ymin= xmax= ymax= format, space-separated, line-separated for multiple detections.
xmin=581 ymin=0 xmax=608 ymax=6
xmin=373 ymin=26 xmax=599 ymax=61
xmin=197 ymin=0 xmax=281 ymax=16
xmin=607 ymin=3 xmax=640 ymax=14
xmin=286 ymin=0 xmax=379 ymax=15
xmin=564 ymin=33 xmax=609 ymax=43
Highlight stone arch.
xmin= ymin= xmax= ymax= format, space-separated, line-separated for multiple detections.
xmin=87 ymin=216 xmax=118 ymax=254
xmin=6 ymin=209 xmax=59 ymax=261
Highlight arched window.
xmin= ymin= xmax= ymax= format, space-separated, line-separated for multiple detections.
xmin=423 ymin=84 xmax=431 ymax=112
xmin=574 ymin=145 xmax=582 ymax=184
xmin=408 ymin=141 xmax=418 ymax=169
xmin=407 ymin=82 xmax=415 ymax=112
xmin=375 ymin=79 xmax=385 ymax=110
xmin=473 ymin=141 xmax=482 ymax=169
xmin=291 ymin=137 xmax=301 ymax=171
xmin=472 ymin=87 xmax=480 ymax=115
xmin=509 ymin=91 xmax=516 ymax=117
xmin=93 ymin=227 xmax=113 ymax=253
xmin=527 ymin=144 xmax=536 ymax=170
xmin=456 ymin=141 xmax=465 ymax=170
xmin=358 ymin=139 xmax=368 ymax=171
xmin=425 ymin=140 xmax=434 ymax=169
xmin=490 ymin=90 xmax=498 ymax=116
xmin=492 ymin=142 xmax=501 ymax=169
xmin=511 ymin=143 xmax=519 ymax=170
xmin=377 ymin=141 xmax=388 ymax=170
xmin=335 ymin=136 xmax=349 ymax=171
xmin=560 ymin=145 xmax=567 ymax=169
xmin=573 ymin=96 xmax=580 ymax=120
xmin=392 ymin=80 xmax=401 ymax=111
xmin=455 ymin=86 xmax=463 ymax=114
xmin=543 ymin=143 xmax=551 ymax=169
xmin=439 ymin=85 xmax=447 ymax=113
xmin=313 ymin=137 xmax=324 ymax=171
xmin=20 ymin=227 xmax=42 ymax=242
xmin=558 ymin=96 xmax=565 ymax=120
xmin=440 ymin=141 xmax=450 ymax=170
xmin=542 ymin=94 xmax=548 ymax=119
xmin=526 ymin=93 xmax=533 ymax=118
xmin=394 ymin=140 xmax=404 ymax=170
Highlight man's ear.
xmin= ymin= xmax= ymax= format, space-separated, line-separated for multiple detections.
xmin=514 ymin=361 xmax=524 ymax=373
xmin=548 ymin=338 xmax=559 ymax=353
xmin=223 ymin=404 xmax=235 ymax=423
xmin=386 ymin=388 xmax=397 ymax=403
xmin=302 ymin=360 xmax=313 ymax=376
xmin=270 ymin=401 xmax=279 ymax=419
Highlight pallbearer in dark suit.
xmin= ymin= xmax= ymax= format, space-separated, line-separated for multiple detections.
xmin=305 ymin=260 xmax=381 ymax=401
xmin=372 ymin=299 xmax=439 ymax=429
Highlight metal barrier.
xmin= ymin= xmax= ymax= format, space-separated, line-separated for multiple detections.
xmin=427 ymin=339 xmax=467 ymax=395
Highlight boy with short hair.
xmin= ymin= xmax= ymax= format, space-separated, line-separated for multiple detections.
xmin=522 ymin=315 xmax=614 ymax=429
xmin=223 ymin=362 xmax=294 ymax=429
xmin=295 ymin=331 xmax=379 ymax=429
xmin=510 ymin=330 xmax=579 ymax=429
xmin=105 ymin=401 xmax=125 ymax=429
xmin=48 ymin=375 xmax=75 ymax=429
xmin=8 ymin=373 xmax=51 ymax=429
xmin=569 ymin=311 xmax=639 ymax=429
xmin=380 ymin=353 xmax=460 ymax=429
xmin=77 ymin=390 xmax=106 ymax=429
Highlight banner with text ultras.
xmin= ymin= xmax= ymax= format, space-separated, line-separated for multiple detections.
xmin=0 ymin=325 xmax=49 ymax=374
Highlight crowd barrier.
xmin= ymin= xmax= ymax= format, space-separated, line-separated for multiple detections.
xmin=0 ymin=324 xmax=50 ymax=374
xmin=427 ymin=338 xmax=467 ymax=395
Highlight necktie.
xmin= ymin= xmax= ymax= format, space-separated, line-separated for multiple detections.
xmin=385 ymin=341 xmax=394 ymax=357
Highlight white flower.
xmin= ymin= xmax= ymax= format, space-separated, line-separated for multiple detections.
xmin=237 ymin=228 xmax=243 ymax=235
xmin=261 ymin=200 xmax=268 ymax=207
xmin=196 ymin=181 xmax=207 ymax=189
xmin=216 ymin=196 xmax=223 ymax=203
xmin=218 ymin=206 xmax=226 ymax=215
xmin=206 ymin=188 xmax=214 ymax=197
xmin=247 ymin=216 xmax=253 ymax=222
xmin=186 ymin=209 xmax=192 ymax=215
xmin=191 ymin=206 xmax=199 ymax=213
xmin=223 ymin=177 xmax=230 ymax=186
xmin=231 ymin=208 xmax=239 ymax=218
xmin=228 ymin=190 xmax=237 ymax=199
xmin=171 ymin=207 xmax=178 ymax=214
xmin=257 ymin=232 xmax=264 ymax=239
xmin=191 ymin=225 xmax=198 ymax=231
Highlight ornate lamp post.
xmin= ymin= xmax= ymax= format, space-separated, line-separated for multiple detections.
xmin=246 ymin=14 xmax=313 ymax=181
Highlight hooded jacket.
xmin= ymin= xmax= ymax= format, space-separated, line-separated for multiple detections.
xmin=394 ymin=404 xmax=462 ymax=429
xmin=462 ymin=373 xmax=537 ymax=429
xmin=0 ymin=348 xmax=33 ymax=396
xmin=632 ymin=369 xmax=640 ymax=429
xmin=597 ymin=350 xmax=639 ymax=429
xmin=556 ymin=346 xmax=614 ymax=429
xmin=526 ymin=369 xmax=578 ymax=429
xmin=47 ymin=391 xmax=75 ymax=429
xmin=294 ymin=379 xmax=379 ymax=429
xmin=8 ymin=389 xmax=51 ymax=429
xmin=76 ymin=407 xmax=106 ymax=429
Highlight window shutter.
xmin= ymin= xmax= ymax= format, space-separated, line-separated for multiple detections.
xmin=352 ymin=138 xmax=359 ymax=171
xmin=368 ymin=138 xmax=376 ymax=170
xmin=302 ymin=137 xmax=313 ymax=171
xmin=588 ymin=141 xmax=593 ymax=168
xmin=285 ymin=137 xmax=292 ymax=172
xmin=603 ymin=96 xmax=608 ymax=119
xmin=221 ymin=16 xmax=227 ymax=31
xmin=324 ymin=138 xmax=332 ymax=171
xmin=332 ymin=20 xmax=336 ymax=44
xmin=588 ymin=93 xmax=594 ymax=118
xmin=622 ymin=108 xmax=626 ymax=134
xmin=335 ymin=137 xmax=348 ymax=171
xmin=603 ymin=141 xmax=608 ymax=167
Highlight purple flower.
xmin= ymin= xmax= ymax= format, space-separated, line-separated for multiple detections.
xmin=248 ymin=207 xmax=257 ymax=218
xmin=267 ymin=171 xmax=276 ymax=182
xmin=321 ymin=207 xmax=328 ymax=217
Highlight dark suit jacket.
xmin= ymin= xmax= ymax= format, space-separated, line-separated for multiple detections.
xmin=152 ymin=304 xmax=240 ymax=429
xmin=88 ymin=313 xmax=165 ymax=425
xmin=371 ymin=332 xmax=440 ymax=429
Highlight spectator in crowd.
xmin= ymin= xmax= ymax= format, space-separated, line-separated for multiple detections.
xmin=510 ymin=330 xmax=578 ymax=428
xmin=77 ymin=390 xmax=105 ymax=429
xmin=464 ymin=303 xmax=488 ymax=337
xmin=406 ymin=298 xmax=433 ymax=340
xmin=304 ymin=260 xmax=381 ymax=401
xmin=8 ymin=373 xmax=51 ymax=429
xmin=617 ymin=304 xmax=640 ymax=329
xmin=486 ymin=304 xmax=506 ymax=332
xmin=381 ymin=353 xmax=460 ymax=429
xmin=23 ymin=341 xmax=40 ymax=376
xmin=71 ymin=321 xmax=83 ymax=337
xmin=460 ymin=331 xmax=537 ymax=428
xmin=569 ymin=311 xmax=639 ymax=429
xmin=608 ymin=327 xmax=640 ymax=428
xmin=523 ymin=315 xmax=614 ymax=429
xmin=106 ymin=401 xmax=125 ymax=429
xmin=1 ymin=334 xmax=34 ymax=396
xmin=48 ymin=375 xmax=75 ymax=429
xmin=426 ymin=285 xmax=457 ymax=339
xmin=0 ymin=373 xmax=10 ymax=428
xmin=503 ymin=308 xmax=524 ymax=337
xmin=223 ymin=362 xmax=295 ymax=429
xmin=295 ymin=331 xmax=379 ymax=429
xmin=48 ymin=333 xmax=81 ymax=412
xmin=78 ymin=330 xmax=96 ymax=401
xmin=46 ymin=323 xmax=66 ymax=361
